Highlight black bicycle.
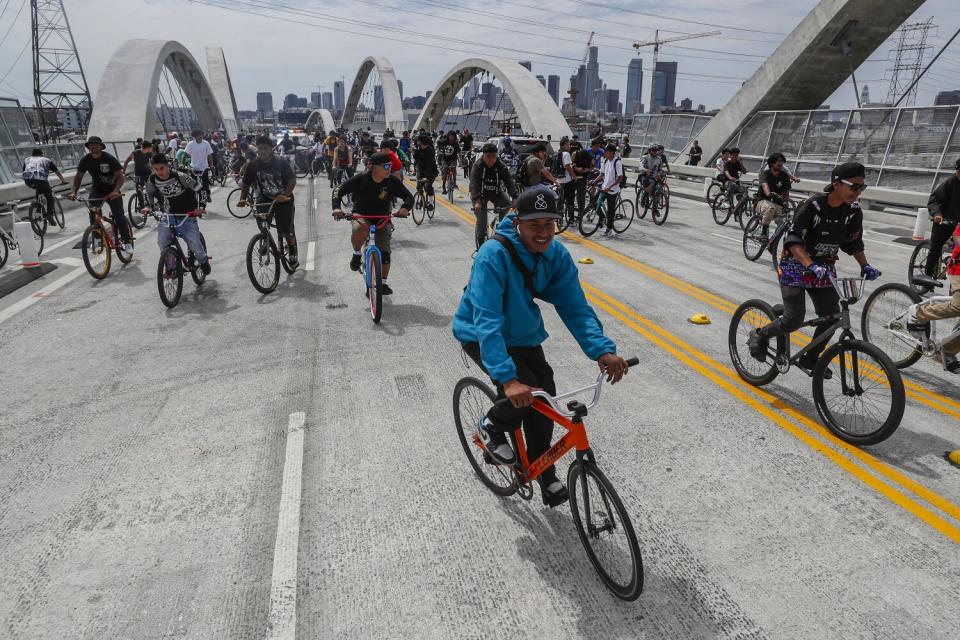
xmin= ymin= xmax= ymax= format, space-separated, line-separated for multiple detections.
xmin=729 ymin=276 xmax=905 ymax=446
xmin=907 ymin=230 xmax=955 ymax=294
xmin=153 ymin=210 xmax=209 ymax=308
xmin=635 ymin=174 xmax=669 ymax=226
xmin=245 ymin=199 xmax=297 ymax=294
xmin=412 ymin=177 xmax=436 ymax=226
xmin=711 ymin=182 xmax=755 ymax=228
xmin=475 ymin=203 xmax=511 ymax=251
xmin=127 ymin=178 xmax=153 ymax=229
xmin=27 ymin=189 xmax=65 ymax=236
xmin=742 ymin=201 xmax=795 ymax=263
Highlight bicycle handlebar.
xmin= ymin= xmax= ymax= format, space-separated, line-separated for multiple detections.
xmin=501 ymin=356 xmax=639 ymax=418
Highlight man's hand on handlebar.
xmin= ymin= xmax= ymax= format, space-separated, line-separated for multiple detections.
xmin=106 ymin=191 xmax=121 ymax=201
xmin=237 ymin=198 xmax=248 ymax=208
xmin=395 ymin=208 xmax=410 ymax=218
xmin=66 ymin=192 xmax=77 ymax=201
xmin=274 ymin=194 xmax=292 ymax=203
xmin=504 ymin=379 xmax=539 ymax=408
xmin=333 ymin=208 xmax=345 ymax=220
xmin=598 ymin=353 xmax=630 ymax=384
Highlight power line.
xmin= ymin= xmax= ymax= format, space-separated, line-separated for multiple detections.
xmin=0 ymin=35 xmax=28 ymax=85
xmin=0 ymin=0 xmax=26 ymax=52
xmin=555 ymin=0 xmax=789 ymax=36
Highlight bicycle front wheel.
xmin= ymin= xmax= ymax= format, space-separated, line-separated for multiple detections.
xmin=651 ymin=189 xmax=669 ymax=226
xmin=412 ymin=193 xmax=425 ymax=225
xmin=729 ymin=299 xmax=783 ymax=386
xmin=52 ymin=199 xmax=65 ymax=228
xmin=861 ymin=283 xmax=923 ymax=369
xmin=812 ymin=340 xmax=905 ymax=446
xmin=157 ymin=246 xmax=183 ymax=308
xmin=579 ymin=203 xmax=604 ymax=237
xmin=28 ymin=201 xmax=47 ymax=237
xmin=81 ymin=225 xmax=111 ymax=279
xmin=127 ymin=193 xmax=147 ymax=229
xmin=907 ymin=240 xmax=934 ymax=294
xmin=227 ymin=188 xmax=249 ymax=219
xmin=367 ymin=250 xmax=383 ymax=323
xmin=612 ymin=197 xmax=634 ymax=233
xmin=452 ymin=377 xmax=518 ymax=497
xmin=711 ymin=193 xmax=731 ymax=225
xmin=568 ymin=461 xmax=643 ymax=601
xmin=742 ymin=216 xmax=767 ymax=262
xmin=426 ymin=193 xmax=436 ymax=219
xmin=246 ymin=233 xmax=279 ymax=294
xmin=0 ymin=236 xmax=8 ymax=269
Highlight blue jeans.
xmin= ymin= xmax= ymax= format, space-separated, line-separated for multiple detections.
xmin=157 ymin=214 xmax=207 ymax=264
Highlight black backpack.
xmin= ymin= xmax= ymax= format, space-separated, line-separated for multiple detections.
xmin=551 ymin=149 xmax=567 ymax=177
xmin=514 ymin=155 xmax=530 ymax=186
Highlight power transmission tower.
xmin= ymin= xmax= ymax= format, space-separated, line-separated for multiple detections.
xmin=884 ymin=18 xmax=935 ymax=107
xmin=31 ymin=0 xmax=93 ymax=141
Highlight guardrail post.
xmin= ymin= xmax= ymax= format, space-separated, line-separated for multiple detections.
xmin=702 ymin=177 xmax=711 ymax=199
xmin=13 ymin=205 xmax=40 ymax=266
xmin=913 ymin=207 xmax=930 ymax=241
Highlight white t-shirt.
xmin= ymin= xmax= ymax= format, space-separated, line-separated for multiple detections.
xmin=714 ymin=157 xmax=725 ymax=174
xmin=600 ymin=156 xmax=622 ymax=194
xmin=557 ymin=151 xmax=573 ymax=185
xmin=185 ymin=139 xmax=215 ymax=170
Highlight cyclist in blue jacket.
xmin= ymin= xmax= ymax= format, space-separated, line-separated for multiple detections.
xmin=452 ymin=185 xmax=630 ymax=506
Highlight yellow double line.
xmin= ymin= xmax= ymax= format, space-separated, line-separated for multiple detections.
xmin=426 ymin=185 xmax=960 ymax=543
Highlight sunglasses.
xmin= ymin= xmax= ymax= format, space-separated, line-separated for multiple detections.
xmin=382 ymin=163 xmax=393 ymax=171
xmin=839 ymin=179 xmax=867 ymax=192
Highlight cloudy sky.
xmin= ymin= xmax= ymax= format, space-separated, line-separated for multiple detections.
xmin=1 ymin=0 xmax=958 ymax=112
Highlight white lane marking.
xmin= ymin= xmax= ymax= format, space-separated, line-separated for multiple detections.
xmin=863 ymin=236 xmax=912 ymax=251
xmin=43 ymin=231 xmax=84 ymax=254
xmin=305 ymin=242 xmax=316 ymax=271
xmin=312 ymin=198 xmax=317 ymax=211
xmin=265 ymin=411 xmax=306 ymax=640
xmin=710 ymin=232 xmax=741 ymax=243
xmin=0 ymin=267 xmax=87 ymax=325
xmin=51 ymin=257 xmax=82 ymax=267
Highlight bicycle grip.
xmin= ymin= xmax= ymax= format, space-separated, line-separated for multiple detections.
xmin=626 ymin=357 xmax=639 ymax=367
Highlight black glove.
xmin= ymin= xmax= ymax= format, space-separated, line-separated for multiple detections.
xmin=771 ymin=193 xmax=785 ymax=206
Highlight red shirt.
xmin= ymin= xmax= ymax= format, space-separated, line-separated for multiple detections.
xmin=948 ymin=226 xmax=960 ymax=276
xmin=388 ymin=150 xmax=402 ymax=172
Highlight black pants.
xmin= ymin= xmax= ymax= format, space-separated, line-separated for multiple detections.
xmin=474 ymin=191 xmax=511 ymax=245
xmin=25 ymin=179 xmax=55 ymax=218
xmin=90 ymin=190 xmax=132 ymax=243
xmin=604 ymin=192 xmax=619 ymax=229
xmin=926 ymin=220 xmax=958 ymax=276
xmin=561 ymin=181 xmax=576 ymax=220
xmin=760 ymin=285 xmax=841 ymax=362
xmin=574 ymin=178 xmax=588 ymax=215
xmin=463 ymin=342 xmax=559 ymax=481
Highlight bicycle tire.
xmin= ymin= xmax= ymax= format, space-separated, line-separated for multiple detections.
xmin=711 ymin=193 xmax=731 ymax=225
xmin=412 ymin=193 xmax=425 ymax=225
xmin=633 ymin=174 xmax=643 ymax=202
xmin=158 ymin=245 xmax=183 ymax=308
xmin=367 ymin=249 xmax=383 ymax=324
xmin=127 ymin=192 xmax=147 ymax=229
xmin=651 ymin=189 xmax=668 ymax=226
xmin=579 ymin=202 xmax=604 ymax=237
xmin=426 ymin=193 xmax=436 ymax=219
xmin=28 ymin=201 xmax=47 ymax=237
xmin=736 ymin=200 xmax=750 ymax=231
xmin=279 ymin=236 xmax=297 ymax=274
xmin=556 ymin=209 xmax=571 ymax=233
xmin=742 ymin=216 xmax=767 ymax=262
xmin=728 ymin=299 xmax=783 ymax=387
xmin=860 ymin=283 xmax=924 ymax=369
xmin=613 ymin=197 xmax=635 ymax=233
xmin=907 ymin=239 xmax=936 ymax=294
xmin=81 ymin=225 xmax=111 ymax=279
xmin=52 ymin=198 xmax=65 ymax=228
xmin=246 ymin=233 xmax=279 ymax=294
xmin=227 ymin=188 xmax=250 ymax=219
xmin=568 ymin=460 xmax=643 ymax=601
xmin=0 ymin=236 xmax=8 ymax=269
xmin=452 ymin=376 xmax=518 ymax=497
xmin=706 ymin=181 xmax=721 ymax=205
xmin=812 ymin=340 xmax=905 ymax=446
xmin=635 ymin=190 xmax=648 ymax=220
xmin=34 ymin=229 xmax=44 ymax=256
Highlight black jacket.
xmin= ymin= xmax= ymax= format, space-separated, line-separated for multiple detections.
xmin=469 ymin=159 xmax=519 ymax=201
xmin=928 ymin=175 xmax=960 ymax=222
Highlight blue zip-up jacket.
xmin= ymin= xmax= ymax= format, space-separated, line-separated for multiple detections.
xmin=452 ymin=215 xmax=616 ymax=383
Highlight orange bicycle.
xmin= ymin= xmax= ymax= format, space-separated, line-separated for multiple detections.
xmin=453 ymin=356 xmax=643 ymax=600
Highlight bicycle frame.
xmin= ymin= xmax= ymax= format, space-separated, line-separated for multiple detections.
xmin=78 ymin=197 xmax=122 ymax=248
xmin=348 ymin=214 xmax=391 ymax=289
xmin=885 ymin=292 xmax=960 ymax=357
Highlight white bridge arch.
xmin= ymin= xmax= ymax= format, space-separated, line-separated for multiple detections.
xmin=305 ymin=109 xmax=336 ymax=134
xmin=88 ymin=39 xmax=226 ymax=143
xmin=341 ymin=56 xmax=406 ymax=133
xmin=414 ymin=58 xmax=571 ymax=139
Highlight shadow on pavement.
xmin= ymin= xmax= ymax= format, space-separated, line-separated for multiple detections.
xmin=373 ymin=302 xmax=452 ymax=337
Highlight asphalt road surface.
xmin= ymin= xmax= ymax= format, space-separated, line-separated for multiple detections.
xmin=1 ymin=174 xmax=958 ymax=639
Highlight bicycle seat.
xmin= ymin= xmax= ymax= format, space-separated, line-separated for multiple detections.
xmin=913 ymin=274 xmax=943 ymax=289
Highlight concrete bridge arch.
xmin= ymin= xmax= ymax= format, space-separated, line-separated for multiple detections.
xmin=341 ymin=56 xmax=405 ymax=133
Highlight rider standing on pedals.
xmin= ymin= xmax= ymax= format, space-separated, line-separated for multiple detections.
xmin=144 ymin=153 xmax=211 ymax=276
xmin=748 ymin=162 xmax=881 ymax=375
xmin=453 ymin=185 xmax=630 ymax=507
xmin=470 ymin=142 xmax=519 ymax=248
xmin=22 ymin=148 xmax=66 ymax=226
xmin=414 ymin=133 xmax=439 ymax=208
xmin=239 ymin=136 xmax=299 ymax=269
xmin=438 ymin=131 xmax=460 ymax=194
xmin=331 ymin=151 xmax=413 ymax=296
xmin=185 ymin=129 xmax=215 ymax=208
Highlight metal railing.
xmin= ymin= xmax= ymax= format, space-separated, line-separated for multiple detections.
xmin=629 ymin=113 xmax=712 ymax=161
xmin=0 ymin=140 xmax=137 ymax=185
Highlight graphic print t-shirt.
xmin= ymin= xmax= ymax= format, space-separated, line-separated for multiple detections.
xmin=243 ymin=156 xmax=295 ymax=199
xmin=22 ymin=157 xmax=57 ymax=181
xmin=77 ymin=152 xmax=121 ymax=192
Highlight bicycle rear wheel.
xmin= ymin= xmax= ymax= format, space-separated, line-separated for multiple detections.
xmin=907 ymin=240 xmax=934 ymax=294
xmin=568 ymin=460 xmax=643 ymax=601
xmin=246 ymin=232 xmax=280 ymax=293
xmin=729 ymin=299 xmax=784 ymax=387
xmin=651 ymin=189 xmax=668 ymax=226
xmin=0 ymin=237 xmax=8 ymax=269
xmin=742 ymin=215 xmax=768 ymax=262
xmin=426 ymin=192 xmax=436 ymax=219
xmin=28 ymin=201 xmax=47 ymax=237
xmin=612 ymin=197 xmax=634 ymax=233
xmin=412 ymin=193 xmax=425 ymax=225
xmin=367 ymin=249 xmax=383 ymax=323
xmin=711 ymin=193 xmax=731 ymax=225
xmin=52 ymin=199 xmax=65 ymax=228
xmin=452 ymin=377 xmax=518 ymax=497
xmin=579 ymin=202 xmax=604 ymax=237
xmin=812 ymin=340 xmax=905 ymax=446
xmin=81 ymin=225 xmax=111 ymax=279
xmin=860 ymin=283 xmax=923 ymax=369
xmin=157 ymin=245 xmax=183 ymax=308
xmin=227 ymin=188 xmax=249 ymax=219
xmin=127 ymin=193 xmax=146 ymax=229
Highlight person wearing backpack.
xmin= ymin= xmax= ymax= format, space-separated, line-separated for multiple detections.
xmin=554 ymin=137 xmax=576 ymax=221
xmin=452 ymin=185 xmax=630 ymax=507
xmin=521 ymin=143 xmax=557 ymax=191
xmin=143 ymin=153 xmax=211 ymax=276
xmin=590 ymin=143 xmax=626 ymax=238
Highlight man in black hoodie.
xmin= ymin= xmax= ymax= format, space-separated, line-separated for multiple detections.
xmin=925 ymin=159 xmax=960 ymax=277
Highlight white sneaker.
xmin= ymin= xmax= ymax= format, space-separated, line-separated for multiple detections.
xmin=123 ymin=243 xmax=135 ymax=254
xmin=603 ymin=227 xmax=614 ymax=238
xmin=905 ymin=303 xmax=928 ymax=339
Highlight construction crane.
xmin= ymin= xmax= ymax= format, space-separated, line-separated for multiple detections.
xmin=633 ymin=29 xmax=720 ymax=114
xmin=567 ymin=31 xmax=594 ymax=128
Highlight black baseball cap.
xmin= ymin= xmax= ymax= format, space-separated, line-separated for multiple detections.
xmin=515 ymin=185 xmax=560 ymax=220
xmin=369 ymin=151 xmax=391 ymax=166
xmin=480 ymin=142 xmax=497 ymax=153
xmin=825 ymin=161 xmax=866 ymax=192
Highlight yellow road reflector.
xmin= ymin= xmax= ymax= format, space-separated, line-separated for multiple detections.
xmin=578 ymin=257 xmax=594 ymax=265
xmin=688 ymin=313 xmax=711 ymax=325
xmin=947 ymin=450 xmax=960 ymax=468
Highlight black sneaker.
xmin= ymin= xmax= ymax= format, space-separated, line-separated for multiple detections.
xmin=200 ymin=262 xmax=211 ymax=276
xmin=798 ymin=353 xmax=832 ymax=379
xmin=748 ymin=329 xmax=768 ymax=361
xmin=287 ymin=253 xmax=299 ymax=269
xmin=540 ymin=476 xmax=569 ymax=507
xmin=350 ymin=254 xmax=361 ymax=271
xmin=478 ymin=418 xmax=515 ymax=466
xmin=381 ymin=284 xmax=393 ymax=295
